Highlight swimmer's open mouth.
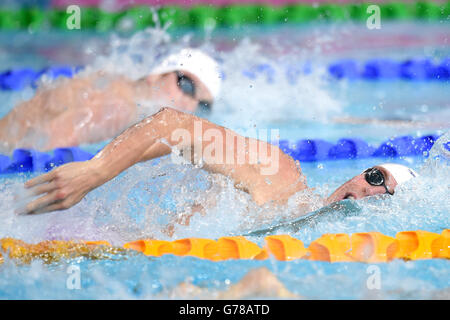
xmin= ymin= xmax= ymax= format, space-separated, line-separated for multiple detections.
xmin=343 ymin=192 xmax=357 ymax=200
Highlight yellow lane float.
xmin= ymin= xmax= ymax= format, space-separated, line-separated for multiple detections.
xmin=395 ymin=230 xmax=441 ymax=260
xmin=203 ymin=236 xmax=267 ymax=261
xmin=1 ymin=230 xmax=448 ymax=264
xmin=123 ymin=239 xmax=170 ymax=257
xmin=432 ymin=229 xmax=449 ymax=259
xmin=264 ymin=235 xmax=307 ymax=261
xmin=160 ymin=238 xmax=216 ymax=258
xmin=349 ymin=232 xmax=398 ymax=263
xmin=307 ymin=233 xmax=353 ymax=262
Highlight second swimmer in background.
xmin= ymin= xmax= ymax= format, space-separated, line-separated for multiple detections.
xmin=0 ymin=49 xmax=221 ymax=152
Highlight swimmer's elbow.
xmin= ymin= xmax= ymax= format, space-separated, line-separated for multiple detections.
xmin=151 ymin=107 xmax=192 ymax=125
xmin=156 ymin=106 xmax=175 ymax=114
xmin=155 ymin=106 xmax=183 ymax=118
xmin=151 ymin=107 xmax=200 ymax=134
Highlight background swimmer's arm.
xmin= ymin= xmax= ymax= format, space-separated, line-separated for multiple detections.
xmin=22 ymin=107 xmax=306 ymax=213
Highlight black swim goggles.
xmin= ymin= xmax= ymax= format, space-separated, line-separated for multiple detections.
xmin=175 ymin=71 xmax=212 ymax=114
xmin=363 ymin=167 xmax=393 ymax=195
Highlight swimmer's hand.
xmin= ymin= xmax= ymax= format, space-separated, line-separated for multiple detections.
xmin=21 ymin=160 xmax=104 ymax=214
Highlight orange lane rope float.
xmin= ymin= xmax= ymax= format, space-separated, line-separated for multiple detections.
xmin=395 ymin=230 xmax=445 ymax=260
xmin=0 ymin=230 xmax=448 ymax=264
xmin=306 ymin=233 xmax=352 ymax=262
xmin=264 ymin=235 xmax=307 ymax=261
xmin=348 ymin=232 xmax=398 ymax=263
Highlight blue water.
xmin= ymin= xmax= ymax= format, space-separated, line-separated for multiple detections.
xmin=0 ymin=23 xmax=449 ymax=299
xmin=1 ymin=255 xmax=448 ymax=299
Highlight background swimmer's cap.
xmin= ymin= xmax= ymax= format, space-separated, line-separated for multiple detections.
xmin=378 ymin=163 xmax=419 ymax=185
xmin=150 ymin=48 xmax=221 ymax=100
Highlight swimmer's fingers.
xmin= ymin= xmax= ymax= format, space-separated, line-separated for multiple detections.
xmin=24 ymin=171 xmax=56 ymax=188
xmin=31 ymin=201 xmax=67 ymax=215
xmin=27 ymin=181 xmax=57 ymax=197
xmin=21 ymin=190 xmax=61 ymax=214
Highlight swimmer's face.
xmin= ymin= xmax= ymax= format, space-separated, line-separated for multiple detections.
xmin=326 ymin=166 xmax=398 ymax=204
xmin=146 ymin=71 xmax=213 ymax=113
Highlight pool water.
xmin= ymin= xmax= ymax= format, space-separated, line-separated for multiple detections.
xmin=0 ymin=22 xmax=449 ymax=299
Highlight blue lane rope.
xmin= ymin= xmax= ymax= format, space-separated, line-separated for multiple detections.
xmin=0 ymin=66 xmax=83 ymax=91
xmin=0 ymin=58 xmax=449 ymax=91
xmin=0 ymin=134 xmax=439 ymax=174
xmin=279 ymin=134 xmax=438 ymax=162
xmin=327 ymin=58 xmax=450 ymax=81
xmin=0 ymin=147 xmax=94 ymax=174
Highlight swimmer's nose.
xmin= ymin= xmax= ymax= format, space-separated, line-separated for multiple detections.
xmin=327 ymin=174 xmax=385 ymax=204
xmin=351 ymin=174 xmax=388 ymax=198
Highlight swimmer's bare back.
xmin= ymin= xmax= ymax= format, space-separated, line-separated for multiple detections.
xmin=0 ymin=72 xmax=137 ymax=152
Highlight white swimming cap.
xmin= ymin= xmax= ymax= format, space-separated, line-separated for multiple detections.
xmin=378 ymin=163 xmax=419 ymax=185
xmin=150 ymin=48 xmax=221 ymax=100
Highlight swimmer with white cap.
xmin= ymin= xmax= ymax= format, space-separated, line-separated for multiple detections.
xmin=0 ymin=48 xmax=221 ymax=152
xmin=148 ymin=48 xmax=221 ymax=113
xmin=326 ymin=163 xmax=418 ymax=203
xmin=22 ymin=102 xmax=421 ymax=215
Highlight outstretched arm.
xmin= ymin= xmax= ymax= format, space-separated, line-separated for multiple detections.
xmin=22 ymin=107 xmax=305 ymax=214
